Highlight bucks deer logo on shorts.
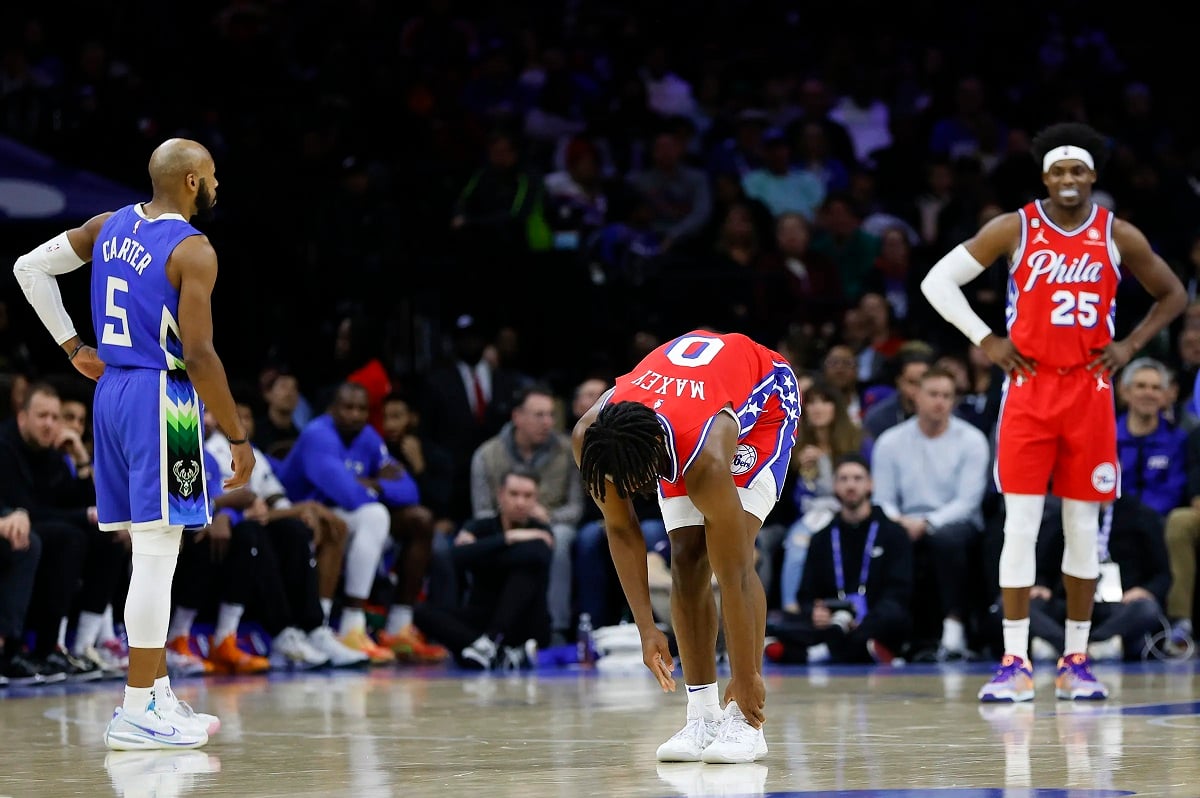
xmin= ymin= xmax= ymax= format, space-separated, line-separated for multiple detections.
xmin=172 ymin=459 xmax=201 ymax=497
xmin=730 ymin=443 xmax=757 ymax=475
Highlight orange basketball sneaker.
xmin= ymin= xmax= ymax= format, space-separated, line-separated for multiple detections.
xmin=339 ymin=628 xmax=397 ymax=665
xmin=167 ymin=635 xmax=215 ymax=676
xmin=377 ymin=625 xmax=450 ymax=664
xmin=207 ymin=634 xmax=271 ymax=675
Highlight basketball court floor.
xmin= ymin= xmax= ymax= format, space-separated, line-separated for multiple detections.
xmin=1 ymin=659 xmax=1198 ymax=798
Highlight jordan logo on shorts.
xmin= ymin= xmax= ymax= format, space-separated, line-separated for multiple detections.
xmin=172 ymin=459 xmax=201 ymax=497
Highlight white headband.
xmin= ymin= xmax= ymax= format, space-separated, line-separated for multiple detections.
xmin=1043 ymin=145 xmax=1094 ymax=173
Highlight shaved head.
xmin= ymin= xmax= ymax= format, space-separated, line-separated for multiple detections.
xmin=146 ymin=138 xmax=217 ymax=221
xmin=148 ymin=138 xmax=212 ymax=191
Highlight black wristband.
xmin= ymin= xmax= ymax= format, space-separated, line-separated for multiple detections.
xmin=227 ymin=437 xmax=248 ymax=445
xmin=68 ymin=341 xmax=86 ymax=361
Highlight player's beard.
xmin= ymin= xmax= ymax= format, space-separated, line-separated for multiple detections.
xmin=192 ymin=179 xmax=216 ymax=223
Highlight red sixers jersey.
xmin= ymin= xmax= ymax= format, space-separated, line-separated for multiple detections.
xmin=604 ymin=330 xmax=800 ymax=498
xmin=1006 ymin=200 xmax=1121 ymax=368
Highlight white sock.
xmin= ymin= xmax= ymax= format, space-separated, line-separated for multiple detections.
xmin=340 ymin=607 xmax=367 ymax=634
xmin=74 ymin=611 xmax=104 ymax=654
xmin=123 ymin=685 xmax=154 ymax=714
xmin=319 ymin=598 xmax=333 ymax=625
xmin=807 ymin=643 xmax=831 ymax=663
xmin=941 ymin=617 xmax=965 ymax=652
xmin=1003 ymin=618 xmax=1030 ymax=662
xmin=167 ymin=607 xmax=197 ymax=643
xmin=57 ymin=616 xmax=68 ymax=649
xmin=153 ymin=675 xmax=178 ymax=712
xmin=385 ymin=605 xmax=413 ymax=635
xmin=684 ymin=682 xmax=721 ymax=721
xmin=214 ymin=603 xmax=244 ymax=643
xmin=1064 ymin=620 xmax=1091 ymax=655
xmin=99 ymin=604 xmax=117 ymax=644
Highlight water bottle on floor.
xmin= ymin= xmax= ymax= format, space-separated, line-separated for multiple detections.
xmin=577 ymin=613 xmax=594 ymax=668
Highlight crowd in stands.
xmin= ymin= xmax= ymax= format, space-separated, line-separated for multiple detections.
xmin=2 ymin=0 xmax=1200 ymax=681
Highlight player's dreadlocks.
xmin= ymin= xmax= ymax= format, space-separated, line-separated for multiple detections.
xmin=580 ymin=401 xmax=670 ymax=502
xmin=1031 ymin=122 xmax=1110 ymax=173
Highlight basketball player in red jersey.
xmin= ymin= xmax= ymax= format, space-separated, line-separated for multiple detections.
xmin=573 ymin=329 xmax=799 ymax=764
xmin=921 ymin=122 xmax=1186 ymax=702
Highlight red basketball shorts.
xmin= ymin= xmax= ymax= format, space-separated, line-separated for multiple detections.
xmin=994 ymin=367 xmax=1119 ymax=501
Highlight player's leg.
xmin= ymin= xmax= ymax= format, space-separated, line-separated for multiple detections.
xmin=980 ymin=377 xmax=1054 ymax=702
xmin=702 ymin=479 xmax=774 ymax=765
xmin=655 ymin=503 xmax=722 ymax=763
xmin=332 ymin=502 xmax=395 ymax=664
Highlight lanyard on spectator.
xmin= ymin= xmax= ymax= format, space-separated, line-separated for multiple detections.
xmin=1098 ymin=503 xmax=1114 ymax=563
xmin=831 ymin=521 xmax=879 ymax=599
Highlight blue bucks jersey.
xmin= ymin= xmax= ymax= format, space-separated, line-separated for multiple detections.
xmin=91 ymin=204 xmax=200 ymax=371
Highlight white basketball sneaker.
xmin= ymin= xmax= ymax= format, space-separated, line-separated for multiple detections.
xmin=157 ymin=698 xmax=221 ymax=737
xmin=307 ymin=626 xmax=370 ymax=668
xmin=103 ymin=706 xmax=209 ymax=751
xmin=701 ymin=701 xmax=768 ymax=764
xmin=655 ymin=708 xmax=722 ymax=762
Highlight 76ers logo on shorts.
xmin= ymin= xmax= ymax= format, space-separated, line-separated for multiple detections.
xmin=730 ymin=443 xmax=757 ymax=475
xmin=1091 ymin=462 xmax=1117 ymax=493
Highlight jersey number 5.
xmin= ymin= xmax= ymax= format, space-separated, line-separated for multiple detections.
xmin=1049 ymin=290 xmax=1100 ymax=328
xmin=101 ymin=275 xmax=133 ymax=347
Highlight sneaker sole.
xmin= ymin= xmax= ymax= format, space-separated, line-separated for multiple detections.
xmin=104 ymin=732 xmax=210 ymax=751
xmin=1056 ymin=688 xmax=1108 ymax=700
xmin=979 ymin=690 xmax=1035 ymax=703
xmin=701 ymin=740 xmax=768 ymax=764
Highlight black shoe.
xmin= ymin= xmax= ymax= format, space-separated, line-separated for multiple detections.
xmin=3 ymin=653 xmax=57 ymax=685
xmin=41 ymin=648 xmax=102 ymax=682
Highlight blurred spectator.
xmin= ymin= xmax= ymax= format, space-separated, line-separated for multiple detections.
xmin=1164 ymin=424 xmax=1200 ymax=650
xmin=871 ymin=367 xmax=990 ymax=659
xmin=416 ymin=314 xmax=529 ymax=524
xmin=862 ymin=347 xmax=934 ymax=442
xmin=625 ymin=130 xmax=712 ymax=253
xmin=0 ymin=505 xmax=48 ymax=685
xmin=1116 ymin=358 xmax=1188 ymax=519
xmin=469 ymin=382 xmax=584 ymax=642
xmin=255 ymin=369 xmax=306 ymax=462
xmin=766 ymin=454 xmax=913 ymax=664
xmin=741 ymin=132 xmax=826 ymax=221
xmin=778 ymin=378 xmax=869 ymax=614
xmin=811 ymin=191 xmax=882 ymax=303
xmin=542 ymin=136 xmax=611 ymax=252
xmin=415 ymin=470 xmax=553 ymax=669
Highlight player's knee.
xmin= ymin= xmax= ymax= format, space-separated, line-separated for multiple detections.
xmin=1166 ymin=507 xmax=1200 ymax=543
xmin=131 ymin=524 xmax=183 ymax=557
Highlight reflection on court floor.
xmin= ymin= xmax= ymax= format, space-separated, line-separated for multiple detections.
xmin=1 ymin=660 xmax=1197 ymax=797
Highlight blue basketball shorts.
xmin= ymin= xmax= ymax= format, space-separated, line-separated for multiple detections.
xmin=93 ymin=367 xmax=211 ymax=531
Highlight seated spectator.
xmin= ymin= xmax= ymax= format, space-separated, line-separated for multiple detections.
xmin=415 ymin=470 xmax=553 ymax=669
xmin=820 ymin=344 xmax=863 ymax=424
xmin=862 ymin=346 xmax=934 ymax=442
xmin=855 ymin=291 xmax=908 ymax=386
xmin=0 ymin=382 xmax=113 ymax=680
xmin=1116 ymin=357 xmax=1188 ymax=518
xmin=871 ymin=366 xmax=990 ymax=659
xmin=765 ymin=454 xmax=913 ymax=664
xmin=542 ymin=136 xmax=611 ymax=252
xmin=255 ymin=369 xmax=306 ymax=463
xmin=470 ymin=382 xmax=584 ymax=643
xmin=0 ymin=506 xmax=48 ymax=685
xmin=778 ymin=378 xmax=869 ymax=614
xmin=381 ymin=391 xmax=456 ymax=536
xmin=741 ymin=132 xmax=826 ymax=221
xmin=810 ymin=191 xmax=882 ymax=304
xmin=624 ymin=130 xmax=712 ymax=254
xmin=1025 ymin=495 xmax=1170 ymax=663
xmin=279 ymin=382 xmax=443 ymax=664
xmin=1163 ymin=423 xmax=1200 ymax=651
xmin=204 ymin=402 xmax=367 ymax=669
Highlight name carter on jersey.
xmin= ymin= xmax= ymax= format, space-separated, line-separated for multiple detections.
xmin=102 ymin=236 xmax=153 ymax=275
xmin=1022 ymin=249 xmax=1104 ymax=291
xmin=630 ymin=369 xmax=706 ymax=400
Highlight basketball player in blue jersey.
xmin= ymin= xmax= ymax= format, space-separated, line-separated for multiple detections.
xmin=13 ymin=138 xmax=253 ymax=750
